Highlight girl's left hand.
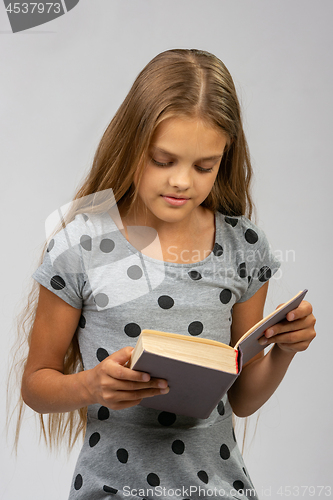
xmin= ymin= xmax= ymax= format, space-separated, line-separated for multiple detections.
xmin=258 ymin=300 xmax=316 ymax=353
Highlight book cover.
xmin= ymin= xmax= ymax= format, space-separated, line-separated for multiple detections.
xmin=135 ymin=353 xmax=237 ymax=418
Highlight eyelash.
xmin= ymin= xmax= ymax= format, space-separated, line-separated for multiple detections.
xmin=151 ymin=158 xmax=213 ymax=173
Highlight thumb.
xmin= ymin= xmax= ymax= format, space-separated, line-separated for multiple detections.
xmin=109 ymin=346 xmax=134 ymax=366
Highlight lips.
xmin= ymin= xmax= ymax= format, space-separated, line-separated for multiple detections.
xmin=162 ymin=195 xmax=190 ymax=206
xmin=163 ymin=193 xmax=189 ymax=199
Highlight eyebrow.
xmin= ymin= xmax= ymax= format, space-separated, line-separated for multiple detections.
xmin=150 ymin=146 xmax=223 ymax=162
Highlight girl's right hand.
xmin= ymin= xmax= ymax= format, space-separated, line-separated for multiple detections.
xmin=83 ymin=346 xmax=169 ymax=410
xmin=22 ymin=286 xmax=168 ymax=414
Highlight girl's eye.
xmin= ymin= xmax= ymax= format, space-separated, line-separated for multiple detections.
xmin=196 ymin=166 xmax=213 ymax=173
xmin=151 ymin=157 xmax=213 ymax=173
xmin=151 ymin=158 xmax=171 ymax=167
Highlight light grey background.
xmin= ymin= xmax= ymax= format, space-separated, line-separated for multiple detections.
xmin=1 ymin=1 xmax=332 ymax=499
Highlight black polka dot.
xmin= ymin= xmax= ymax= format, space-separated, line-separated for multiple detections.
xmin=158 ymin=412 xmax=176 ymax=426
xmin=188 ymin=270 xmax=202 ymax=281
xmin=197 ymin=470 xmax=209 ymax=484
xmin=80 ymin=234 xmax=92 ymax=251
xmin=94 ymin=293 xmax=109 ymax=308
xmin=158 ymin=295 xmax=174 ymax=309
xmin=245 ymin=228 xmax=258 ymax=244
xmin=220 ymin=443 xmax=230 ymax=460
xmin=100 ymin=238 xmax=115 ymax=253
xmin=79 ymin=315 xmax=86 ymax=328
xmin=247 ymin=275 xmax=252 ymax=285
xmin=50 ymin=275 xmax=66 ymax=290
xmin=147 ymin=473 xmax=160 ymax=486
xmin=237 ymin=262 xmax=247 ymax=278
xmin=98 ymin=406 xmax=110 ymax=421
xmin=89 ymin=432 xmax=100 ymax=447
xmin=127 ymin=265 xmax=143 ymax=280
xmin=172 ymin=440 xmax=185 ymax=454
xmin=124 ymin=323 xmax=141 ymax=338
xmin=219 ymin=289 xmax=232 ymax=304
xmin=97 ymin=348 xmax=109 ymax=362
xmin=243 ymin=467 xmax=248 ymax=476
xmin=232 ymin=428 xmax=237 ymax=442
xmin=233 ymin=480 xmax=245 ymax=491
xmin=116 ymin=448 xmax=128 ymax=463
xmin=188 ymin=321 xmax=203 ymax=336
xmin=82 ymin=214 xmax=89 ymax=222
xmin=258 ymin=266 xmax=272 ymax=282
xmin=47 ymin=239 xmax=54 ymax=252
xmin=74 ymin=474 xmax=83 ymax=490
xmin=213 ymin=243 xmax=223 ymax=256
xmin=225 ymin=217 xmax=238 ymax=227
xmin=103 ymin=485 xmax=118 ymax=494
xmin=217 ymin=400 xmax=225 ymax=415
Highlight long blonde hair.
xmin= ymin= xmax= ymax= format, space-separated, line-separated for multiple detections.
xmin=9 ymin=48 xmax=254 ymax=452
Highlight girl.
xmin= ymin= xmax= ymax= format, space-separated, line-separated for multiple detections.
xmin=19 ymin=49 xmax=315 ymax=499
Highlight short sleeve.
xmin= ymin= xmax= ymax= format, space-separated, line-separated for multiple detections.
xmin=236 ymin=218 xmax=281 ymax=303
xmin=32 ymin=214 xmax=89 ymax=309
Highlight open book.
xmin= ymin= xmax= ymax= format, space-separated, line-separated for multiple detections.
xmin=129 ymin=289 xmax=308 ymax=419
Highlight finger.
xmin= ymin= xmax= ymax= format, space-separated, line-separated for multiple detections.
xmin=109 ymin=346 xmax=135 ymax=366
xmin=285 ymin=300 xmax=313 ymax=322
xmin=106 ymin=377 xmax=169 ymax=392
xmin=109 ymin=386 xmax=170 ymax=404
xmin=111 ymin=399 xmax=144 ymax=410
xmin=111 ymin=394 xmax=169 ymax=411
xmin=264 ymin=318 xmax=305 ymax=338
xmin=260 ymin=327 xmax=315 ymax=346
xmin=103 ymin=357 xmax=169 ymax=388
xmin=106 ymin=348 xmax=151 ymax=382
xmin=264 ymin=312 xmax=315 ymax=339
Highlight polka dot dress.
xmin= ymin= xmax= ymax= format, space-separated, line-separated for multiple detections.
xmin=33 ymin=211 xmax=281 ymax=499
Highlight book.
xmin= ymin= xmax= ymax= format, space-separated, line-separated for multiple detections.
xmin=129 ymin=289 xmax=308 ymax=419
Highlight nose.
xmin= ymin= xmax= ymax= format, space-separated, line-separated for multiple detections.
xmin=168 ymin=165 xmax=192 ymax=191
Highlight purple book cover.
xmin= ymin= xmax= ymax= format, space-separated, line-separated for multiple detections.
xmin=133 ymin=353 xmax=237 ymax=419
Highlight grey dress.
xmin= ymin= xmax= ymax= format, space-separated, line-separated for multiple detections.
xmin=33 ymin=210 xmax=280 ymax=500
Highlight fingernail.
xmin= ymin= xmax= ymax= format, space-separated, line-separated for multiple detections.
xmin=142 ymin=373 xmax=150 ymax=382
xmin=158 ymin=380 xmax=167 ymax=388
xmin=160 ymin=387 xmax=169 ymax=394
xmin=266 ymin=329 xmax=274 ymax=338
xmin=289 ymin=313 xmax=295 ymax=321
xmin=259 ymin=337 xmax=268 ymax=345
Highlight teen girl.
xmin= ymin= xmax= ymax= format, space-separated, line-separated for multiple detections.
xmin=19 ymin=49 xmax=316 ymax=499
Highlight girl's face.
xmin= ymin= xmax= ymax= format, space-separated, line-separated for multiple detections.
xmin=133 ymin=116 xmax=228 ymax=228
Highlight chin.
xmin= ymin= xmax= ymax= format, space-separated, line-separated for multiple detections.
xmin=151 ymin=210 xmax=189 ymax=225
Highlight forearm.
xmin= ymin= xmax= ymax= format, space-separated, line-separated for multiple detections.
xmin=21 ymin=369 xmax=93 ymax=414
xmin=228 ymin=345 xmax=296 ymax=417
xmin=21 ymin=348 xmax=169 ymax=414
